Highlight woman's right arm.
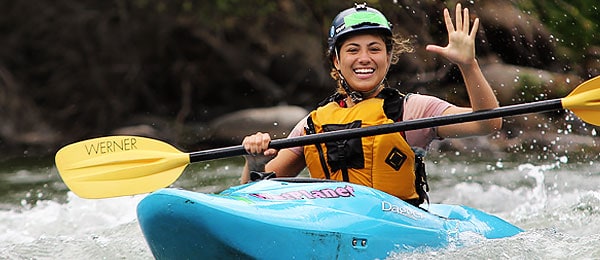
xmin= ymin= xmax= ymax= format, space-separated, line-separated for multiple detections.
xmin=241 ymin=147 xmax=306 ymax=183
xmin=241 ymin=133 xmax=306 ymax=184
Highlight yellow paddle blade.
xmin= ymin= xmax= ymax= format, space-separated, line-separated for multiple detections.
xmin=561 ymin=75 xmax=600 ymax=126
xmin=55 ymin=136 xmax=190 ymax=199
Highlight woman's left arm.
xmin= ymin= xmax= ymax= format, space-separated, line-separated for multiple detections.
xmin=426 ymin=3 xmax=502 ymax=138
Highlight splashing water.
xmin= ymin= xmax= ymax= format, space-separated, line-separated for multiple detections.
xmin=0 ymin=192 xmax=151 ymax=259
xmin=388 ymin=160 xmax=600 ymax=259
xmin=1 ymin=158 xmax=600 ymax=259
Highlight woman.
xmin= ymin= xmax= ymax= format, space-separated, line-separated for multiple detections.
xmin=241 ymin=3 xmax=501 ymax=206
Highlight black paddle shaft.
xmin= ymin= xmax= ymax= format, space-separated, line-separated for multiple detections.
xmin=189 ymin=99 xmax=563 ymax=162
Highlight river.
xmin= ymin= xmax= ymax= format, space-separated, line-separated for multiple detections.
xmin=1 ymin=149 xmax=599 ymax=259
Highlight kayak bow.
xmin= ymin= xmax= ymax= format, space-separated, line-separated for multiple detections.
xmin=137 ymin=179 xmax=522 ymax=259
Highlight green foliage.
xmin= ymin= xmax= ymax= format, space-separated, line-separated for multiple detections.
xmin=516 ymin=1 xmax=600 ymax=62
xmin=515 ymin=73 xmax=545 ymax=102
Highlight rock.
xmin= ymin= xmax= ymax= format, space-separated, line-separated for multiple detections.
xmin=208 ymin=106 xmax=309 ymax=144
xmin=584 ymin=46 xmax=600 ymax=77
xmin=111 ymin=125 xmax=161 ymax=138
xmin=475 ymin=0 xmax=558 ymax=69
xmin=480 ymin=61 xmax=583 ymax=105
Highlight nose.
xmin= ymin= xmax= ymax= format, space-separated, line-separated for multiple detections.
xmin=357 ymin=50 xmax=371 ymax=63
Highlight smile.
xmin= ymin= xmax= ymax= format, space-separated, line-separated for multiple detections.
xmin=354 ymin=68 xmax=375 ymax=74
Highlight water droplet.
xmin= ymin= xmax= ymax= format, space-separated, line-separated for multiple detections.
xmin=496 ymin=161 xmax=504 ymax=168
xmin=559 ymin=156 xmax=568 ymax=164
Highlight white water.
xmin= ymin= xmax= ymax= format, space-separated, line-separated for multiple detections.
xmin=0 ymin=193 xmax=151 ymax=259
xmin=390 ymin=160 xmax=600 ymax=259
xmin=1 ymin=159 xmax=599 ymax=259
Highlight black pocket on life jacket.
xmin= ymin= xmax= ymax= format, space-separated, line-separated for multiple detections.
xmin=322 ymin=120 xmax=365 ymax=172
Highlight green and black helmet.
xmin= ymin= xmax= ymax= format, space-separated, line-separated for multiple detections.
xmin=327 ymin=3 xmax=393 ymax=57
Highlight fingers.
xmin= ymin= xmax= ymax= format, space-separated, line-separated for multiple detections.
xmin=242 ymin=132 xmax=272 ymax=155
xmin=445 ymin=3 xmax=476 ymax=34
xmin=470 ymin=18 xmax=480 ymax=40
xmin=432 ymin=3 xmax=478 ymax=65
xmin=443 ymin=8 xmax=453 ymax=33
xmin=455 ymin=3 xmax=462 ymax=32
xmin=462 ymin=5 xmax=469 ymax=32
xmin=425 ymin=44 xmax=445 ymax=55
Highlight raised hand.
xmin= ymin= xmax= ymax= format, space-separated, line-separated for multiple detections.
xmin=426 ymin=3 xmax=479 ymax=67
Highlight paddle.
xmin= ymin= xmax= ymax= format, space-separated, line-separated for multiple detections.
xmin=56 ymin=76 xmax=600 ymax=199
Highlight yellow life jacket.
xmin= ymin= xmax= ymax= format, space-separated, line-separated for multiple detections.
xmin=304 ymin=92 xmax=421 ymax=202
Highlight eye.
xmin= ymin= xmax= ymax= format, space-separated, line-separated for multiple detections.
xmin=369 ymin=46 xmax=383 ymax=52
xmin=345 ymin=47 xmax=359 ymax=54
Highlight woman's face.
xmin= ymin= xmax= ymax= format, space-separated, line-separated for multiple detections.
xmin=334 ymin=33 xmax=391 ymax=94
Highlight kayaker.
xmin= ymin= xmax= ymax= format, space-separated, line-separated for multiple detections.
xmin=241 ymin=3 xmax=501 ymax=207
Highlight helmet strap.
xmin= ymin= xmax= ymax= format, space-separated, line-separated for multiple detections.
xmin=337 ymin=72 xmax=363 ymax=103
xmin=335 ymin=48 xmax=388 ymax=104
xmin=338 ymin=72 xmax=386 ymax=104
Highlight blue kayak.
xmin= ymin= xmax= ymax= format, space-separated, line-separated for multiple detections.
xmin=137 ymin=178 xmax=522 ymax=259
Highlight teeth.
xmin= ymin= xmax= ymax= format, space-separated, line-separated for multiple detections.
xmin=354 ymin=68 xmax=374 ymax=74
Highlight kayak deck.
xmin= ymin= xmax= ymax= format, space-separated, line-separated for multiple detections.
xmin=137 ymin=179 xmax=522 ymax=259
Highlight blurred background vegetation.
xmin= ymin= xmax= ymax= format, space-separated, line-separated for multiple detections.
xmin=1 ymin=0 xmax=599 ymax=156
xmin=517 ymin=0 xmax=600 ymax=66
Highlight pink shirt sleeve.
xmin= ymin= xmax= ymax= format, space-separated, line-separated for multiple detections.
xmin=403 ymin=94 xmax=452 ymax=149
xmin=285 ymin=115 xmax=309 ymax=156
xmin=284 ymin=93 xmax=453 ymax=155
